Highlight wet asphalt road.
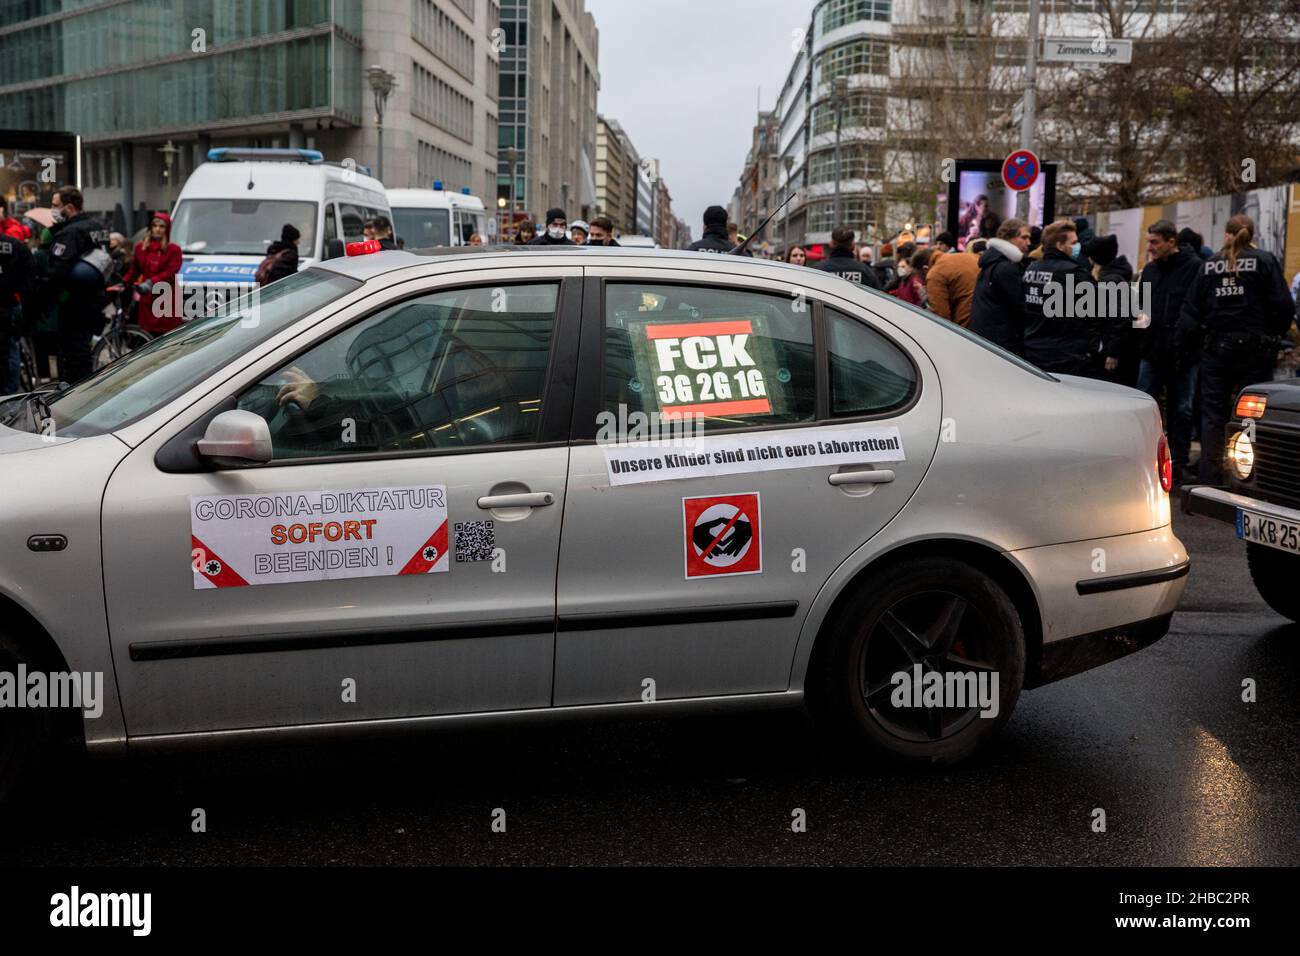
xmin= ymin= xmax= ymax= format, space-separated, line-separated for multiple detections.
xmin=2 ymin=507 xmax=1297 ymax=867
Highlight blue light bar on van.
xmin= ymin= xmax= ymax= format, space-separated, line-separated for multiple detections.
xmin=207 ymin=148 xmax=324 ymax=164
xmin=461 ymin=187 xmax=471 ymax=195
xmin=432 ymin=180 xmax=443 ymax=191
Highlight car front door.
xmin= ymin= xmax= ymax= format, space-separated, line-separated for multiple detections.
xmin=102 ymin=272 xmax=580 ymax=736
xmin=554 ymin=270 xmax=941 ymax=705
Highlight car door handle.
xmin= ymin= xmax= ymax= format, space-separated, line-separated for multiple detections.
xmin=477 ymin=492 xmax=555 ymax=510
xmin=828 ymin=470 xmax=895 ymax=486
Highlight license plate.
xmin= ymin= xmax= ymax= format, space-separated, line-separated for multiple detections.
xmin=1236 ymin=508 xmax=1300 ymax=554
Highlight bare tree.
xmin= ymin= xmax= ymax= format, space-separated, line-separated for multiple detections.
xmin=1168 ymin=0 xmax=1300 ymax=194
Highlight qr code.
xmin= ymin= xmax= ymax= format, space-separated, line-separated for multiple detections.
xmin=454 ymin=520 xmax=495 ymax=562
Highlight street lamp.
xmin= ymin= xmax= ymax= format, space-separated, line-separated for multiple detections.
xmin=158 ymin=139 xmax=180 ymax=208
xmin=832 ymin=74 xmax=849 ymax=229
xmin=365 ymin=64 xmax=397 ymax=183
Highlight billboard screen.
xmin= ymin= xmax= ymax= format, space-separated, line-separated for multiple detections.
xmin=947 ymin=159 xmax=1056 ymax=252
xmin=0 ymin=129 xmax=80 ymax=217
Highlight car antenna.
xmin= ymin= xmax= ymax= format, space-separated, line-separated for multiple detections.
xmin=732 ymin=191 xmax=796 ymax=256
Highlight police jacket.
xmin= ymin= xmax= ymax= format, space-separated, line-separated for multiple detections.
xmin=1022 ymin=246 xmax=1114 ymax=373
xmin=814 ymin=250 xmax=881 ymax=289
xmin=47 ymin=211 xmax=110 ymax=282
xmin=1136 ymin=245 xmax=1201 ymax=362
xmin=687 ymin=225 xmax=734 ymax=254
xmin=0 ymin=233 xmax=34 ymax=318
xmin=968 ymin=238 xmax=1026 ymax=356
xmin=1177 ymin=247 xmax=1294 ymax=351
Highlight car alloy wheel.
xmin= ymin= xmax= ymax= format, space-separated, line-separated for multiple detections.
xmin=858 ymin=590 xmax=1001 ymax=744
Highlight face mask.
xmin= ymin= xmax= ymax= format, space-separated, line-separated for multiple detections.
xmin=548 ymin=226 xmax=565 ymax=240
xmin=50 ymin=208 xmax=64 ymax=223
xmin=1070 ymin=242 xmax=1081 ymax=258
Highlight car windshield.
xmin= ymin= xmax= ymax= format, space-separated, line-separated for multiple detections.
xmin=32 ymin=270 xmax=360 ymax=438
xmin=392 ymin=207 xmax=451 ymax=248
xmin=171 ymin=198 xmax=318 ymax=256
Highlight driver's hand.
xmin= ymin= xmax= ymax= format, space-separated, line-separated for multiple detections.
xmin=1104 ymin=356 xmax=1119 ymax=371
xmin=277 ymin=366 xmax=321 ymax=410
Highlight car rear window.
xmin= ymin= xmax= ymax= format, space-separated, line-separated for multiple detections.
xmin=603 ymin=282 xmax=815 ymax=435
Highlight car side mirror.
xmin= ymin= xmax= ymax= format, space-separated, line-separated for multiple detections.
xmin=322 ymin=237 xmax=345 ymax=260
xmin=196 ymin=410 xmax=272 ymax=467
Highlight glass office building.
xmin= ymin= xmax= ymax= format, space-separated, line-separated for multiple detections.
xmin=0 ymin=0 xmax=365 ymax=223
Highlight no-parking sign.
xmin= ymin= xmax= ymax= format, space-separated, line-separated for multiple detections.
xmin=1001 ymin=149 xmax=1041 ymax=192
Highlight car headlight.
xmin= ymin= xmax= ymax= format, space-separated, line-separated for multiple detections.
xmin=1228 ymin=429 xmax=1254 ymax=480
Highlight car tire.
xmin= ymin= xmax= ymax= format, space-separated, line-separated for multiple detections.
xmin=818 ymin=557 xmax=1025 ymax=765
xmin=0 ymin=631 xmax=53 ymax=803
xmin=1246 ymin=543 xmax=1300 ymax=623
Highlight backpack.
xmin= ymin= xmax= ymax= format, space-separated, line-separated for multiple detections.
xmin=255 ymin=248 xmax=290 ymax=286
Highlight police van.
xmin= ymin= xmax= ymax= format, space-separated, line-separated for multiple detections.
xmin=169 ymin=147 xmax=390 ymax=299
xmin=387 ymin=185 xmax=488 ymax=249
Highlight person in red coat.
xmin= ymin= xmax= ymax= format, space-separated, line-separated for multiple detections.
xmin=124 ymin=212 xmax=183 ymax=334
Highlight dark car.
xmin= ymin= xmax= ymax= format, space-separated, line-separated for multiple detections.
xmin=1183 ymin=379 xmax=1300 ymax=621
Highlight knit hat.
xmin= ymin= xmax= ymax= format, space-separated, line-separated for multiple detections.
xmin=544 ymin=207 xmax=567 ymax=225
xmin=1084 ymin=233 xmax=1118 ymax=265
xmin=281 ymin=223 xmax=301 ymax=243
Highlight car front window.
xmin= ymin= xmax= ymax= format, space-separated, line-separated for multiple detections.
xmin=171 ymin=198 xmax=318 ymax=256
xmin=35 ymin=270 xmax=360 ymax=438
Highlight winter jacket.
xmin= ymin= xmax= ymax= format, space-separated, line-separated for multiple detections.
xmin=1177 ymin=246 xmax=1294 ymax=352
xmin=46 ymin=211 xmax=111 ymax=284
xmin=529 ymin=230 xmax=574 ymax=246
xmin=1022 ymin=246 xmax=1114 ymax=374
xmin=969 ymin=238 xmax=1027 ymax=355
xmin=814 ymin=249 xmax=881 ymax=289
xmin=124 ymin=212 xmax=184 ymax=334
xmin=889 ymin=275 xmax=925 ymax=307
xmin=687 ymin=224 xmax=734 ymax=254
xmin=925 ymin=250 xmax=979 ymax=326
xmin=0 ymin=233 xmax=34 ymax=323
xmin=261 ymin=241 xmax=300 ymax=284
xmin=1136 ymin=246 xmax=1202 ymax=363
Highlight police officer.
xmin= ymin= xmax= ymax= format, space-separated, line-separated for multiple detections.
xmin=0 ymin=226 xmax=34 ymax=393
xmin=46 ymin=186 xmax=110 ymax=384
xmin=687 ymin=206 xmax=734 ymax=253
xmin=1020 ymin=219 xmax=1119 ymax=378
xmin=1178 ymin=214 xmax=1294 ymax=486
xmin=814 ymin=227 xmax=881 ymax=289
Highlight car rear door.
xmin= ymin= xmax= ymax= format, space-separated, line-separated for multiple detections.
xmin=101 ymin=269 xmax=581 ymax=736
xmin=553 ymin=268 xmax=941 ymax=705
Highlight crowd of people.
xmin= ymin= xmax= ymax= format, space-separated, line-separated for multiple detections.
xmin=747 ymin=209 xmax=1297 ymax=488
xmin=0 ymin=186 xmax=174 ymax=390
xmin=507 ymin=207 xmax=622 ymax=247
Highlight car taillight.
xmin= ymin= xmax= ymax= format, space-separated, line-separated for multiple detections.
xmin=345 ymin=239 xmax=382 ymax=256
xmin=1157 ymin=433 xmax=1172 ymax=492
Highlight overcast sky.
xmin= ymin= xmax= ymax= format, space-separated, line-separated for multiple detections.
xmin=585 ymin=0 xmax=817 ymax=238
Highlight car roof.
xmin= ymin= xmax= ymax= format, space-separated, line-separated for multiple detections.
xmin=311 ymin=245 xmax=817 ymax=282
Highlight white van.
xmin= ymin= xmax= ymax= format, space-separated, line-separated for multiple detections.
xmin=169 ymin=148 xmax=390 ymax=292
xmin=387 ymin=186 xmax=488 ymax=249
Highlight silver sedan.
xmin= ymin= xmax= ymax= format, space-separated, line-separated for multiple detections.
xmin=0 ymin=247 xmax=1187 ymax=794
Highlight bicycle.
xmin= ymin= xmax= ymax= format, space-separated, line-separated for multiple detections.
xmin=91 ymin=282 xmax=153 ymax=371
